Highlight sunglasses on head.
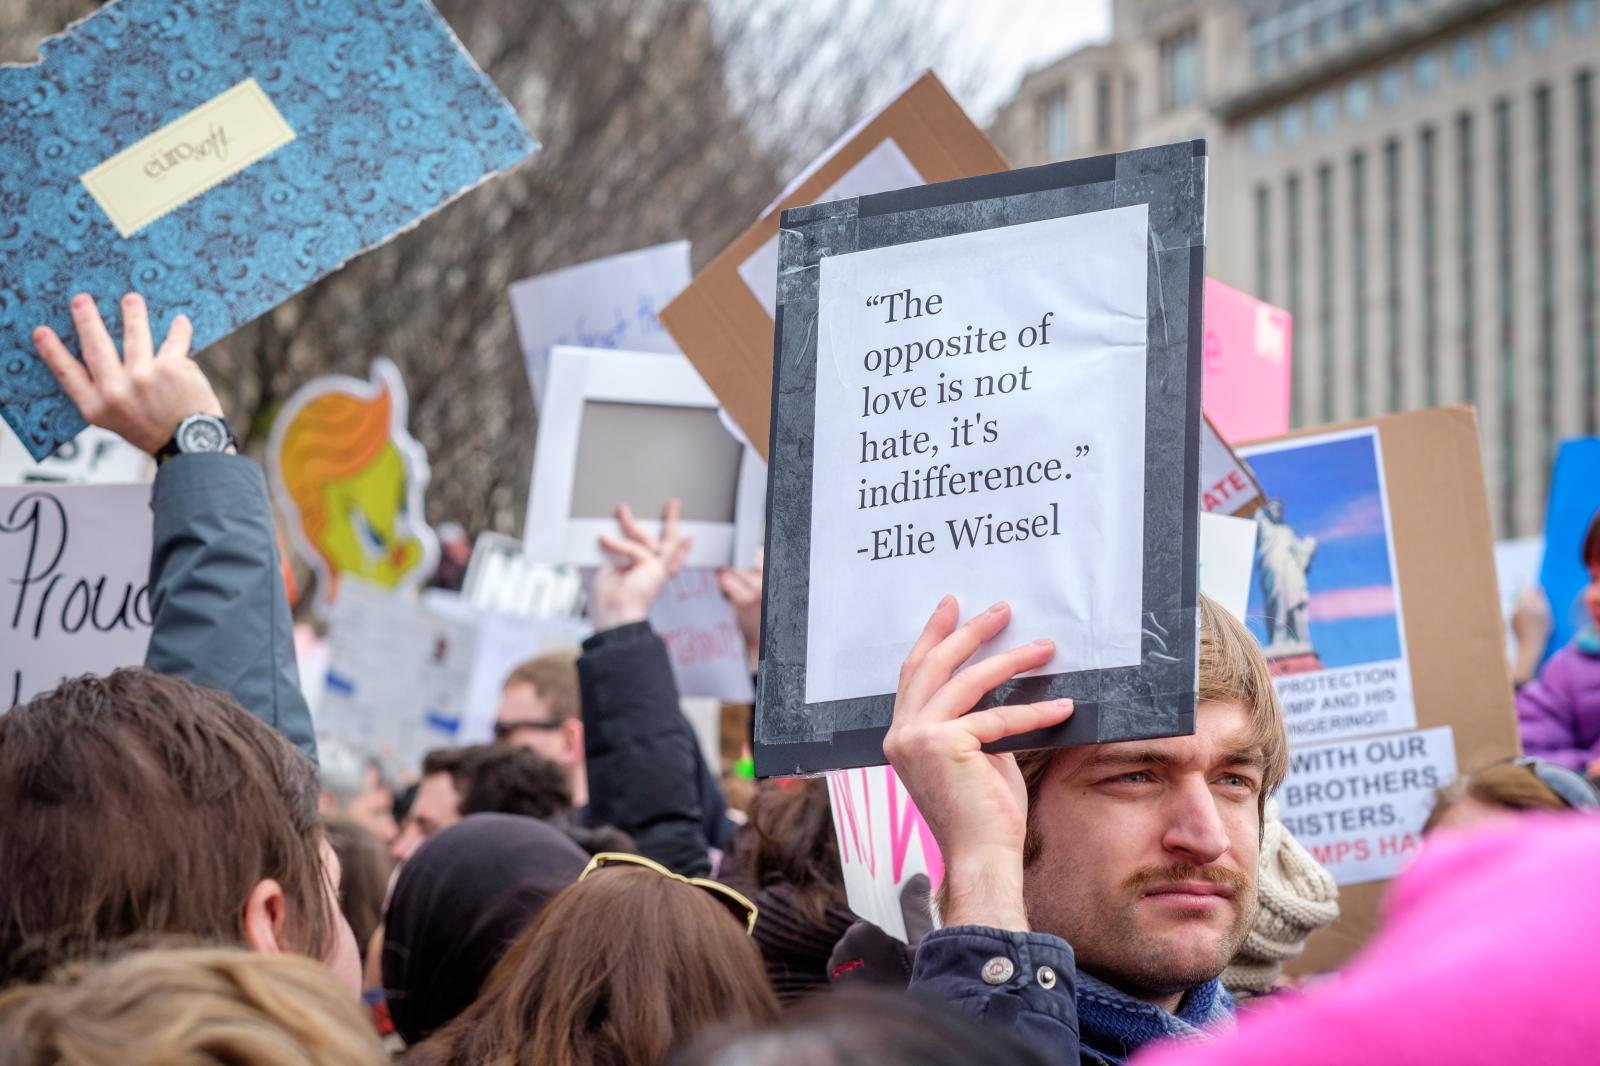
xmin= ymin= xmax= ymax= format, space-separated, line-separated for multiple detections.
xmin=492 ymin=718 xmax=564 ymax=740
xmin=1510 ymin=756 xmax=1600 ymax=811
xmin=578 ymin=851 xmax=759 ymax=935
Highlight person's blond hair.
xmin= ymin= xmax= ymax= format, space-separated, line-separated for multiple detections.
xmin=1017 ymin=594 xmax=1290 ymax=864
xmin=0 ymin=947 xmax=386 ymax=1066
xmin=502 ymin=649 xmax=581 ymax=722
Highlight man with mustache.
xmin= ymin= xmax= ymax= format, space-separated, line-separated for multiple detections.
xmin=886 ymin=595 xmax=1289 ymax=1064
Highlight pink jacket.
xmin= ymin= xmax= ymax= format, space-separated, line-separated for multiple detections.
xmin=1135 ymin=815 xmax=1600 ymax=1066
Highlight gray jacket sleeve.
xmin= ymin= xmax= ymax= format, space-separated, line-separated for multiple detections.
xmin=144 ymin=453 xmax=316 ymax=762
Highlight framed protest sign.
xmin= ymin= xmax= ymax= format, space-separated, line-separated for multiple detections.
xmin=755 ymin=141 xmax=1208 ymax=777
xmin=1239 ymin=407 xmax=1520 ymax=973
xmin=523 ymin=348 xmax=765 ymax=570
xmin=0 ymin=0 xmax=537 ymax=460
xmin=2 ymin=482 xmax=152 ymax=706
xmin=660 ymin=71 xmax=1006 ymax=458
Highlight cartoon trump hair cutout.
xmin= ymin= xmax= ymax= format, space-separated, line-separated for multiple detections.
xmin=268 ymin=359 xmax=439 ymax=616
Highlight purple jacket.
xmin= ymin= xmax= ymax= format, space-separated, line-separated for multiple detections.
xmin=1517 ymin=642 xmax=1600 ymax=772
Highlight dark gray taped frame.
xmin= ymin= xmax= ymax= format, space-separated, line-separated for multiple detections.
xmin=753 ymin=141 xmax=1208 ymax=778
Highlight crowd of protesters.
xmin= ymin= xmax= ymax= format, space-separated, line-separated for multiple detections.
xmin=2 ymin=292 xmax=1599 ymax=1065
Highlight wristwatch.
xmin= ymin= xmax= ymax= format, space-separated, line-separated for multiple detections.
xmin=156 ymin=413 xmax=237 ymax=463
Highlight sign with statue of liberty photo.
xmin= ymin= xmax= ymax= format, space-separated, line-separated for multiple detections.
xmin=1238 ymin=426 xmax=1417 ymax=744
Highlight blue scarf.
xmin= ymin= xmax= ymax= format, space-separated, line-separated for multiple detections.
xmin=1075 ymin=972 xmax=1234 ymax=1065
xmin=1577 ymin=623 xmax=1600 ymax=658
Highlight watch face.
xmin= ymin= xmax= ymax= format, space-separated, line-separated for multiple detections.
xmin=177 ymin=416 xmax=227 ymax=453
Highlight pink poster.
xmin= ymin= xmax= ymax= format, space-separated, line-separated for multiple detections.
xmin=1202 ymin=278 xmax=1292 ymax=443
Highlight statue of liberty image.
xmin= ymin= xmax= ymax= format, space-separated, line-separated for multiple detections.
xmin=1255 ymin=499 xmax=1317 ymax=656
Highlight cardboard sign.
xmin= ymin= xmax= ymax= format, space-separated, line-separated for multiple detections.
xmin=448 ymin=609 xmax=591 ymax=745
xmin=649 ymin=569 xmax=755 ymax=704
xmin=523 ymin=348 xmax=764 ymax=570
xmin=755 ymin=143 xmax=1207 ymax=776
xmin=1201 ymin=278 xmax=1292 ymax=442
xmin=1199 ymin=415 xmax=1266 ymax=517
xmin=0 ymin=423 xmax=152 ymax=485
xmin=1248 ymin=408 xmax=1519 ymax=974
xmin=1537 ymin=438 xmax=1600 ymax=658
xmin=1241 ymin=427 xmax=1418 ymax=742
xmin=659 ymin=71 xmax=1007 ymax=458
xmin=508 ymin=241 xmax=691 ymax=404
xmin=827 ymin=764 xmax=944 ymax=942
xmin=0 ymin=0 xmax=536 ymax=459
xmin=268 ymin=359 xmax=439 ymax=617
xmin=2 ymin=483 xmax=152 ymax=705
xmin=319 ymin=580 xmax=475 ymax=767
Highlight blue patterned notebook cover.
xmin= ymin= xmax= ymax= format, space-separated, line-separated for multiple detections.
xmin=0 ymin=0 xmax=537 ymax=458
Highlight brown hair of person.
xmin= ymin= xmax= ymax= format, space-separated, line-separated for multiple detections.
xmin=0 ymin=946 xmax=387 ymax=1066
xmin=0 ymin=669 xmax=331 ymax=987
xmin=322 ymin=815 xmax=391 ymax=952
xmin=502 ymin=649 xmax=581 ymax=722
xmin=407 ymin=866 xmax=780 ymax=1066
xmin=1014 ymin=595 xmax=1290 ymax=866
xmin=1423 ymin=761 xmax=1570 ymax=831
xmin=740 ymin=779 xmax=848 ymax=926
xmin=1583 ymin=509 xmax=1600 ymax=568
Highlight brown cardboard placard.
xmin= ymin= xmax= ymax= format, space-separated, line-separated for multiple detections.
xmin=1247 ymin=407 xmax=1520 ymax=974
xmin=659 ymin=71 xmax=1007 ymax=458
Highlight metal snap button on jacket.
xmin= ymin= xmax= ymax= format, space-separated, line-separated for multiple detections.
xmin=981 ymin=956 xmax=1015 ymax=985
xmin=1036 ymin=965 xmax=1058 ymax=990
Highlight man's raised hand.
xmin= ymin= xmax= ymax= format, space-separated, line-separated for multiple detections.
xmin=32 ymin=292 xmax=222 ymax=455
xmin=591 ymin=498 xmax=693 ymax=631
xmin=882 ymin=597 xmax=1073 ymax=932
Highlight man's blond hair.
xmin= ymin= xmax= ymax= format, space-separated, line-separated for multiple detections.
xmin=502 ymin=649 xmax=581 ymax=722
xmin=1017 ymin=594 xmax=1289 ymax=864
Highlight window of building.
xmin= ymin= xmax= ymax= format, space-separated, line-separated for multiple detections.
xmin=1494 ymin=96 xmax=1516 ymax=532
xmin=1451 ymin=35 xmax=1476 ymax=80
xmin=1351 ymin=150 xmax=1370 ymax=417
xmin=1378 ymin=64 xmax=1404 ymax=106
xmin=1529 ymin=4 xmax=1555 ymax=49
xmin=1343 ymin=1 xmax=1367 ymax=32
xmin=1249 ymin=12 xmax=1274 ymax=76
xmin=1124 ymin=75 xmax=1138 ymax=145
xmin=1286 ymin=173 xmax=1305 ymax=426
xmin=1488 ymin=19 xmax=1515 ymax=64
xmin=1255 ymin=185 xmax=1272 ymax=302
xmin=1281 ymin=103 xmax=1306 ymax=145
xmin=1096 ymin=75 xmax=1113 ymax=149
xmin=1160 ymin=27 xmax=1199 ymax=111
xmin=1318 ymin=163 xmax=1336 ymax=423
xmin=1345 ymin=79 xmax=1372 ymax=121
xmin=1312 ymin=7 xmax=1338 ymax=47
xmin=1379 ymin=0 xmax=1402 ymax=16
xmin=1251 ymin=116 xmax=1274 ymax=156
xmin=1574 ymin=0 xmax=1597 ymax=31
xmin=1312 ymin=91 xmax=1338 ymax=130
xmin=1457 ymin=112 xmax=1477 ymax=405
xmin=1420 ymin=126 xmax=1439 ymax=407
xmin=1414 ymin=50 xmax=1441 ymax=94
xmin=1385 ymin=138 xmax=1404 ymax=411
xmin=1041 ymin=88 xmax=1070 ymax=161
xmin=1535 ymin=84 xmax=1556 ymax=479
xmin=1578 ymin=70 xmax=1598 ymax=433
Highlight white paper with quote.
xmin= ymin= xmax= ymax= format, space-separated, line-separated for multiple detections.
xmin=805 ymin=206 xmax=1149 ymax=705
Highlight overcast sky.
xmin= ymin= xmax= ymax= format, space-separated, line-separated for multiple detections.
xmin=938 ymin=0 xmax=1111 ymax=120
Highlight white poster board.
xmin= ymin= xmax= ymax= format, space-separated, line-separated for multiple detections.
xmin=649 ymin=569 xmax=755 ymax=703
xmin=827 ymin=763 xmax=944 ymax=942
xmin=0 ymin=423 xmax=153 ymax=485
xmin=450 ymin=610 xmax=592 ymax=744
xmin=1199 ymin=513 xmax=1259 ymax=624
xmin=2 ymin=483 xmax=153 ymax=705
xmin=737 ymin=139 xmax=925 ymax=317
xmin=1492 ymin=535 xmax=1546 ymax=659
xmin=524 ymin=347 xmax=764 ymax=570
xmin=508 ymin=241 xmax=692 ymax=404
xmin=1277 ymin=725 xmax=1458 ymax=885
xmin=320 ymin=580 xmax=477 ymax=767
xmin=1199 ymin=417 xmax=1265 ymax=517
xmin=804 ymin=206 xmax=1150 ymax=705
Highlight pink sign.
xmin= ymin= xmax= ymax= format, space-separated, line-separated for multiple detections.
xmin=827 ymin=764 xmax=943 ymax=942
xmin=1202 ymin=278 xmax=1292 ymax=443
